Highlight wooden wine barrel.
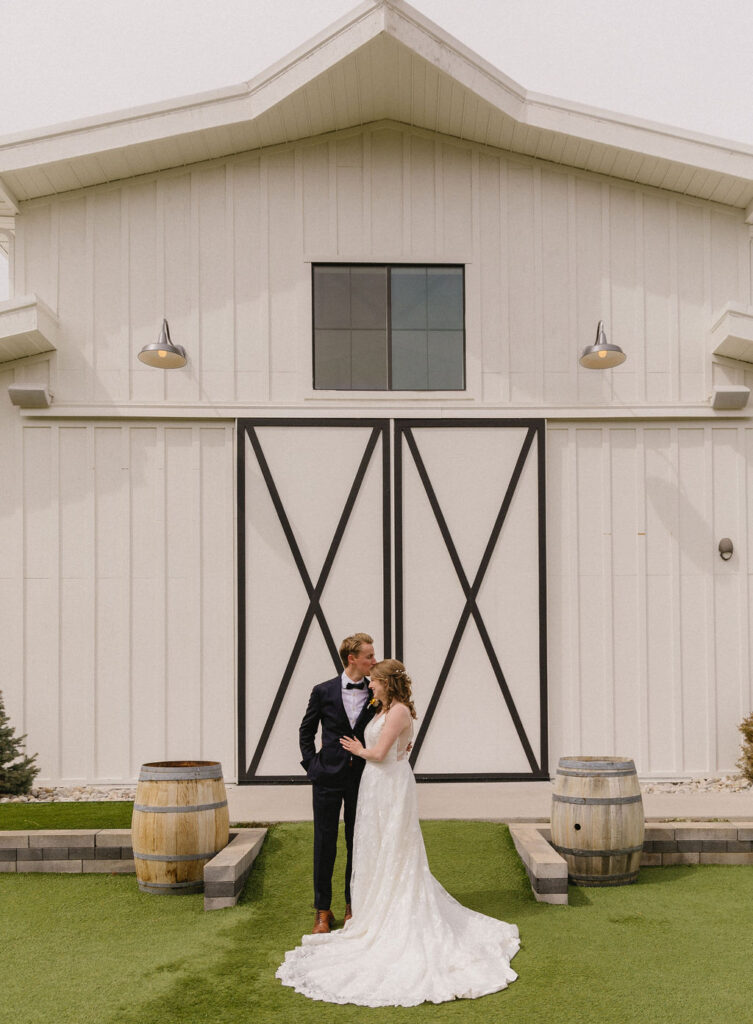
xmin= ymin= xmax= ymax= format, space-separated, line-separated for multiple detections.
xmin=550 ymin=756 xmax=644 ymax=886
xmin=131 ymin=761 xmax=229 ymax=894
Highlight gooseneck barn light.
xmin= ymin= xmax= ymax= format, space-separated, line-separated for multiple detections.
xmin=137 ymin=319 xmax=187 ymax=369
xmin=579 ymin=320 xmax=626 ymax=369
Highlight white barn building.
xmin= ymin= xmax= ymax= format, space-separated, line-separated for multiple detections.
xmin=2 ymin=0 xmax=753 ymax=817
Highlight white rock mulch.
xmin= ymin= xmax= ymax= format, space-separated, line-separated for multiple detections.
xmin=1 ymin=776 xmax=751 ymax=804
xmin=641 ymin=775 xmax=752 ymax=794
xmin=1 ymin=785 xmax=137 ymax=804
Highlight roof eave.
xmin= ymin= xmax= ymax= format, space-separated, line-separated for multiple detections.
xmin=0 ymin=0 xmax=751 ymax=203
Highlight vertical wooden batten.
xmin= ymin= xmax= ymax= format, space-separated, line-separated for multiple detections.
xmin=8 ymin=421 xmax=235 ymax=784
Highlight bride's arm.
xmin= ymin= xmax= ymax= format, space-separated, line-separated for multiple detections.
xmin=340 ymin=704 xmax=411 ymax=762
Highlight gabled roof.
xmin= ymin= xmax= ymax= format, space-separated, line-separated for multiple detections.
xmin=2 ymin=0 xmax=753 ymax=219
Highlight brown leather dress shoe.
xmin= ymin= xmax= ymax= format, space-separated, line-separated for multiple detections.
xmin=312 ymin=909 xmax=335 ymax=934
xmin=344 ymin=903 xmax=353 ymax=922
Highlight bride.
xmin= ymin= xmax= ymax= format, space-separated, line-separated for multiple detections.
xmin=276 ymin=659 xmax=520 ymax=1007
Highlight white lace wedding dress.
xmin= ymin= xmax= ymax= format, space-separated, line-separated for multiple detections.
xmin=276 ymin=713 xmax=520 ymax=1007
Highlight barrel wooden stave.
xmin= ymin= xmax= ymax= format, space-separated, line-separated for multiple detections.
xmin=131 ymin=761 xmax=229 ymax=894
xmin=551 ymin=756 xmax=644 ymax=887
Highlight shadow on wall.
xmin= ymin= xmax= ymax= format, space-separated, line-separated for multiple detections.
xmin=0 ymin=251 xmax=8 ymax=301
xmin=646 ymin=465 xmax=718 ymax=575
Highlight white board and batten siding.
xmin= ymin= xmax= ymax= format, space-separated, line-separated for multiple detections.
xmin=6 ymin=122 xmax=753 ymax=787
xmin=548 ymin=423 xmax=753 ymax=778
xmin=7 ymin=408 xmax=753 ymax=782
xmin=0 ymin=379 xmax=235 ymax=783
xmin=14 ymin=122 xmax=751 ymax=412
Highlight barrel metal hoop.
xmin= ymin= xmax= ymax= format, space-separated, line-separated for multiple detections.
xmin=133 ymin=800 xmax=228 ymax=814
xmin=569 ymin=870 xmax=640 ymax=884
xmin=552 ymin=794 xmax=642 ymax=806
xmin=556 ymin=768 xmax=635 ymax=778
xmin=137 ymin=880 xmax=204 ymax=892
xmin=133 ymin=850 xmax=221 ymax=863
xmin=552 ymin=843 xmax=644 ymax=857
xmin=559 ymin=758 xmax=635 ymax=771
xmin=139 ymin=765 xmax=223 ymax=781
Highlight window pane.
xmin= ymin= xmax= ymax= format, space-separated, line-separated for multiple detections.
xmin=351 ymin=267 xmax=387 ymax=329
xmin=314 ymin=330 xmax=351 ymax=389
xmin=428 ymin=331 xmax=464 ymax=389
xmin=313 ymin=263 xmax=465 ymax=391
xmin=391 ymin=267 xmax=427 ymax=330
xmin=391 ymin=330 xmax=428 ymax=389
xmin=351 ymin=330 xmax=388 ymax=389
xmin=313 ymin=266 xmax=350 ymax=329
xmin=427 ymin=267 xmax=463 ymax=330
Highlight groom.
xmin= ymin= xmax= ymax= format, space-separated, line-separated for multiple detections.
xmin=299 ymin=632 xmax=377 ymax=934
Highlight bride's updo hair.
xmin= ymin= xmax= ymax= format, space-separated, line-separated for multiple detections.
xmin=370 ymin=659 xmax=417 ymax=719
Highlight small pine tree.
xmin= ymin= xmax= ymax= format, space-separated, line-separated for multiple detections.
xmin=738 ymin=712 xmax=753 ymax=783
xmin=0 ymin=690 xmax=39 ymax=795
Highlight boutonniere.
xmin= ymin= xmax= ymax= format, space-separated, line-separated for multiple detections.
xmin=368 ymin=697 xmax=380 ymax=708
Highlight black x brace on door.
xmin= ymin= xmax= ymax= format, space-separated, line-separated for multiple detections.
xmin=237 ymin=418 xmax=548 ymax=784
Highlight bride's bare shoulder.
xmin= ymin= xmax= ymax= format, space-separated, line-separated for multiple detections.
xmin=388 ymin=702 xmax=411 ymax=722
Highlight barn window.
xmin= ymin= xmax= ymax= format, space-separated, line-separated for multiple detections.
xmin=313 ymin=264 xmax=465 ymax=390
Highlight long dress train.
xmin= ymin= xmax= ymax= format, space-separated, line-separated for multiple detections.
xmin=276 ymin=714 xmax=520 ymax=1007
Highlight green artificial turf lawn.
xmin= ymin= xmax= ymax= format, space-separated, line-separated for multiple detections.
xmin=0 ymin=800 xmax=134 ymax=830
xmin=2 ymin=821 xmax=753 ymax=1024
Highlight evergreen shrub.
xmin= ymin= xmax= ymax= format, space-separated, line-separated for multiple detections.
xmin=737 ymin=711 xmax=753 ymax=782
xmin=0 ymin=690 xmax=39 ymax=795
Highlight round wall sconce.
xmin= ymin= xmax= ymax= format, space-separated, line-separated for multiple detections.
xmin=137 ymin=319 xmax=187 ymax=369
xmin=579 ymin=321 xmax=626 ymax=369
xmin=719 ymin=538 xmax=733 ymax=561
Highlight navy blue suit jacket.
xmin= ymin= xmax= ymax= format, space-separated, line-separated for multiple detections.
xmin=300 ymin=675 xmax=375 ymax=785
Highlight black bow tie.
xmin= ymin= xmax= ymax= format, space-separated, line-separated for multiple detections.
xmin=345 ymin=681 xmax=366 ymax=690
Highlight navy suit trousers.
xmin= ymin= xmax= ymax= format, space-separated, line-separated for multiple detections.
xmin=312 ymin=766 xmax=361 ymax=910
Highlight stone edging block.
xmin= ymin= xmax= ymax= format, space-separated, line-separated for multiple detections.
xmin=0 ymin=827 xmax=268 ymax=911
xmin=0 ymin=829 xmax=133 ymax=857
xmin=510 ymin=820 xmax=753 ymax=906
xmin=509 ymin=824 xmax=567 ymax=905
xmin=204 ymin=828 xmax=267 ymax=911
xmin=84 ymin=860 xmax=136 ymax=873
xmin=95 ymin=830 xmax=132 ymax=848
xmin=0 ymin=832 xmax=30 ymax=849
xmin=29 ymin=830 xmax=99 ymax=848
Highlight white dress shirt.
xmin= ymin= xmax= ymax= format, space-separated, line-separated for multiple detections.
xmin=341 ymin=671 xmax=369 ymax=729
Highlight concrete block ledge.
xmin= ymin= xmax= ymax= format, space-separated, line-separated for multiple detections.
xmin=204 ymin=828 xmax=267 ymax=911
xmin=0 ymin=827 xmax=268 ymax=911
xmin=1 ymin=829 xmax=132 ymax=859
xmin=29 ymin=829 xmax=98 ymax=848
xmin=509 ymin=824 xmax=568 ymax=905
xmin=510 ymin=820 xmax=753 ymax=906
xmin=84 ymin=859 xmax=136 ymax=874
xmin=95 ymin=829 xmax=131 ymax=848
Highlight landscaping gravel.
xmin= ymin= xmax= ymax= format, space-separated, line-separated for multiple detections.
xmin=1 ymin=785 xmax=137 ymax=803
xmin=1 ymin=775 xmax=751 ymax=803
xmin=641 ymin=775 xmax=752 ymax=794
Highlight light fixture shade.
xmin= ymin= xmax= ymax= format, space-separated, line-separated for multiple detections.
xmin=579 ymin=321 xmax=626 ymax=369
xmin=711 ymin=385 xmax=750 ymax=410
xmin=138 ymin=319 xmax=187 ymax=369
xmin=7 ymin=384 xmax=53 ymax=408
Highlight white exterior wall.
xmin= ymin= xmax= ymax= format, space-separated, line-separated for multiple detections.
xmin=5 ymin=402 xmax=752 ymax=781
xmin=14 ymin=122 xmax=751 ymax=411
xmin=548 ymin=422 xmax=753 ymax=776
xmin=0 ymin=374 xmax=235 ymax=784
xmin=5 ymin=123 xmax=753 ymax=785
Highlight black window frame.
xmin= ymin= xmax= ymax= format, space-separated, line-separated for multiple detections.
xmin=311 ymin=262 xmax=466 ymax=392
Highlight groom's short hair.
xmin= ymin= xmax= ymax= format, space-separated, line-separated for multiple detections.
xmin=339 ymin=632 xmax=373 ymax=668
